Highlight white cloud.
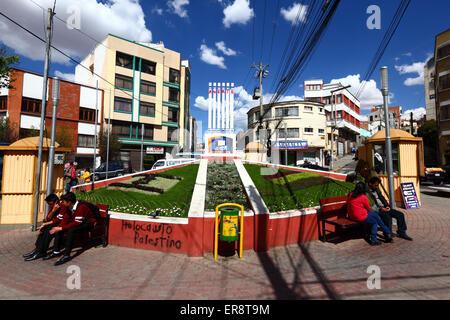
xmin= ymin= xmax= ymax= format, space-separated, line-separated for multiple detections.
xmin=395 ymin=61 xmax=426 ymax=86
xmin=330 ymin=74 xmax=392 ymax=110
xmin=0 ymin=0 xmax=152 ymax=65
xmin=402 ymin=52 xmax=412 ymax=57
xmin=280 ymin=3 xmax=308 ymax=25
xmin=54 ymin=70 xmax=75 ymax=82
xmin=167 ymin=0 xmax=189 ymax=18
xmin=401 ymin=107 xmax=426 ymax=120
xmin=215 ymin=41 xmax=237 ymax=56
xmin=223 ymin=0 xmax=254 ymax=28
xmin=199 ymin=44 xmax=226 ymax=69
xmin=152 ymin=6 xmax=163 ymax=15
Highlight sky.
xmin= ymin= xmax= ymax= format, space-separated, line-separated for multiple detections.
xmin=0 ymin=0 xmax=449 ymax=142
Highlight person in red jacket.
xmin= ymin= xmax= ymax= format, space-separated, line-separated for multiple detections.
xmin=47 ymin=192 xmax=96 ymax=266
xmin=347 ymin=182 xmax=393 ymax=246
xmin=23 ymin=194 xmax=69 ymax=261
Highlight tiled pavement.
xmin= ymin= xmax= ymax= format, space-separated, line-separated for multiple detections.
xmin=0 ymin=190 xmax=449 ymax=300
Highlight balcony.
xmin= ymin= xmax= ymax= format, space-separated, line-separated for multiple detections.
xmin=327 ymin=119 xmax=360 ymax=134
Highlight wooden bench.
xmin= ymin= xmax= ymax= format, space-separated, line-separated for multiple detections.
xmin=319 ymin=195 xmax=364 ymax=242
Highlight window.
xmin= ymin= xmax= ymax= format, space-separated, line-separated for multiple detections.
xmin=279 ymin=128 xmax=299 ymax=138
xmin=304 ymin=106 xmax=313 ymax=112
xmin=437 ymin=44 xmax=450 ymax=59
xmin=306 ymin=97 xmax=321 ymax=103
xmin=440 ymin=104 xmax=450 ymax=121
xmin=439 ymin=73 xmax=450 ymax=91
xmin=77 ymin=134 xmax=95 ymax=148
xmin=21 ymin=97 xmax=42 ymax=114
xmin=0 ymin=96 xmax=6 ymax=110
xmin=115 ymin=74 xmax=133 ymax=90
xmin=336 ymin=94 xmax=342 ymax=104
xmin=140 ymin=59 xmax=156 ymax=75
xmin=116 ymin=51 xmax=133 ymax=69
xmin=337 ymin=111 xmax=342 ymax=119
xmin=169 ymin=87 xmax=179 ymax=103
xmin=168 ymin=108 xmax=178 ymax=123
xmin=318 ymin=129 xmax=325 ymax=135
xmin=275 ymin=106 xmax=298 ymax=117
xmin=114 ymin=97 xmax=132 ymax=113
xmin=323 ymin=96 xmax=331 ymax=105
xmin=370 ymin=116 xmax=373 ymax=122
xmin=19 ymin=128 xmax=38 ymax=139
xmin=304 ymin=127 xmax=314 ymax=134
xmin=169 ymin=68 xmax=180 ymax=83
xmin=373 ymin=143 xmax=399 ymax=176
xmin=111 ymin=121 xmax=130 ymax=138
xmin=319 ymin=107 xmax=324 ymax=113
xmin=168 ymin=127 xmax=178 ymax=142
xmin=79 ymin=107 xmax=96 ymax=122
xmin=139 ymin=102 xmax=155 ymax=116
xmin=141 ymin=80 xmax=156 ymax=95
xmin=143 ymin=124 xmax=153 ymax=140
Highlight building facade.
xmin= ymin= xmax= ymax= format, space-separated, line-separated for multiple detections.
xmin=424 ymin=57 xmax=436 ymax=121
xmin=0 ymin=68 xmax=103 ymax=168
xmin=304 ymin=80 xmax=361 ymax=157
xmin=435 ymin=29 xmax=450 ymax=165
xmin=75 ymin=34 xmax=191 ymax=169
xmin=247 ymin=100 xmax=326 ymax=166
xmin=367 ymin=105 xmax=402 ymax=134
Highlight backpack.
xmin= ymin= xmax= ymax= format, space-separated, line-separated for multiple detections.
xmin=78 ymin=200 xmax=102 ymax=221
xmin=64 ymin=165 xmax=72 ymax=178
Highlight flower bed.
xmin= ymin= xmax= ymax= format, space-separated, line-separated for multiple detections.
xmin=205 ymin=162 xmax=250 ymax=211
xmin=74 ymin=164 xmax=199 ymax=218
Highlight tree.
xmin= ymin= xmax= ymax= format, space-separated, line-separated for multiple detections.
xmin=0 ymin=117 xmax=18 ymax=143
xmin=417 ymin=120 xmax=437 ymax=148
xmin=98 ymin=128 xmax=122 ymax=163
xmin=0 ymin=46 xmax=19 ymax=89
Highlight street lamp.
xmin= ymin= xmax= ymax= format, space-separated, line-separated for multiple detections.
xmin=330 ymin=84 xmax=351 ymax=170
xmin=381 ymin=66 xmax=396 ymax=209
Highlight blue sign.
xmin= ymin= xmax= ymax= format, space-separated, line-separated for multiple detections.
xmin=273 ymin=141 xmax=308 ymax=150
xmin=210 ymin=136 xmax=232 ymax=153
xmin=400 ymin=182 xmax=421 ymax=209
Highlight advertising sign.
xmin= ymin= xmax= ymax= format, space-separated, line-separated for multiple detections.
xmin=400 ymin=182 xmax=421 ymax=209
xmin=273 ymin=141 xmax=308 ymax=150
xmin=146 ymin=147 xmax=164 ymax=155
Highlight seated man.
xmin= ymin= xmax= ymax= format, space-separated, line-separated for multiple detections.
xmin=23 ymin=194 xmax=68 ymax=261
xmin=366 ymin=176 xmax=413 ymax=241
xmin=47 ymin=192 xmax=97 ymax=266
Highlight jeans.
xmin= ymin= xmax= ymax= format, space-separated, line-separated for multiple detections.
xmin=363 ymin=211 xmax=392 ymax=243
xmin=377 ymin=209 xmax=407 ymax=236
xmin=65 ymin=179 xmax=77 ymax=194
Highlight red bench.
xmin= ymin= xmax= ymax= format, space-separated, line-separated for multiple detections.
xmin=320 ymin=195 xmax=364 ymax=242
xmin=89 ymin=203 xmax=110 ymax=247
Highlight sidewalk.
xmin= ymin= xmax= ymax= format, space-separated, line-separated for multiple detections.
xmin=0 ymin=191 xmax=449 ymax=300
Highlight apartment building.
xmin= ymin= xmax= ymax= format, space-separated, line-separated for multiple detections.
xmin=0 ymin=68 xmax=102 ymax=168
xmin=367 ymin=105 xmax=402 ymax=134
xmin=75 ymin=34 xmax=191 ymax=169
xmin=304 ymin=80 xmax=361 ymax=157
xmin=424 ymin=57 xmax=436 ymax=121
xmin=247 ymin=100 xmax=326 ymax=166
xmin=434 ymin=29 xmax=450 ymax=165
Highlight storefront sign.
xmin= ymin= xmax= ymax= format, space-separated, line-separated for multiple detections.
xmin=400 ymin=182 xmax=421 ymax=209
xmin=273 ymin=141 xmax=308 ymax=150
xmin=146 ymin=147 xmax=164 ymax=155
xmin=54 ymin=153 xmax=65 ymax=165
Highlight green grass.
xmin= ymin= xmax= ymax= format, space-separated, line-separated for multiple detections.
xmin=74 ymin=164 xmax=199 ymax=218
xmin=244 ymin=164 xmax=355 ymax=212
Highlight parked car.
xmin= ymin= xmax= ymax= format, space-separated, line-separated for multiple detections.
xmin=151 ymin=158 xmax=196 ymax=170
xmin=421 ymin=166 xmax=446 ymax=185
xmin=92 ymin=161 xmax=125 ymax=181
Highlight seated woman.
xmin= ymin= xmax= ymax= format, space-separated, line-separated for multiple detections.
xmin=347 ymin=182 xmax=393 ymax=246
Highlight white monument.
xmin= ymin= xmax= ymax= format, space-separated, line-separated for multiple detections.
xmin=204 ymin=82 xmax=237 ymax=154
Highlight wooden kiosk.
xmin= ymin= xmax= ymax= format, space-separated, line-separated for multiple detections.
xmin=357 ymin=129 xmax=425 ymax=207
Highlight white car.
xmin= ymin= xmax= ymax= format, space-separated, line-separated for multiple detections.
xmin=151 ymin=158 xmax=195 ymax=170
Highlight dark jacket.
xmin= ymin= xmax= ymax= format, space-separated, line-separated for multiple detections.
xmin=366 ymin=186 xmax=389 ymax=212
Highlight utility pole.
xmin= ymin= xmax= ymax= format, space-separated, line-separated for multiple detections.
xmin=106 ymin=89 xmax=111 ymax=180
xmin=381 ymin=67 xmax=396 ymax=209
xmin=45 ymin=77 xmax=59 ymax=220
xmin=32 ymin=7 xmax=54 ymax=232
xmin=92 ymin=80 xmax=98 ymax=187
xmin=140 ymin=123 xmax=144 ymax=171
xmin=251 ymin=62 xmax=269 ymax=159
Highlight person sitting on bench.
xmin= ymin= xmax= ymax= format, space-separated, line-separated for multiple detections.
xmin=47 ymin=192 xmax=97 ymax=266
xmin=347 ymin=182 xmax=394 ymax=246
xmin=23 ymin=194 xmax=69 ymax=261
xmin=367 ymin=177 xmax=413 ymax=241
